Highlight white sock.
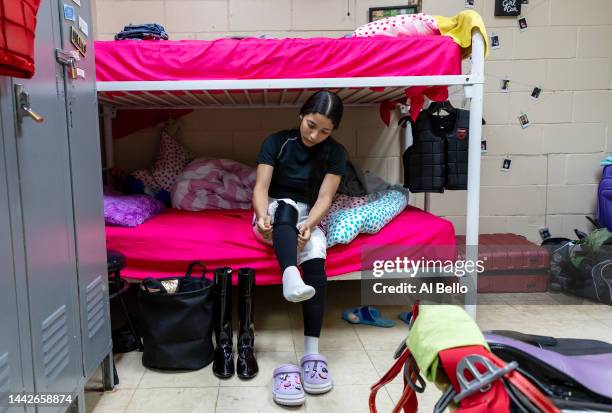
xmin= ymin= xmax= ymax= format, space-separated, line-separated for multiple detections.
xmin=282 ymin=266 xmax=315 ymax=303
xmin=304 ymin=336 xmax=319 ymax=355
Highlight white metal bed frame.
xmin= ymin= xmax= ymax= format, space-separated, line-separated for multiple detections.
xmin=97 ymin=31 xmax=485 ymax=317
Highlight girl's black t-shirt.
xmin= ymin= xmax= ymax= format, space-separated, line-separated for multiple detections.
xmin=256 ymin=128 xmax=347 ymax=204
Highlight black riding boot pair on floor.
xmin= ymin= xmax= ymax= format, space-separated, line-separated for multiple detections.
xmin=212 ymin=267 xmax=259 ymax=379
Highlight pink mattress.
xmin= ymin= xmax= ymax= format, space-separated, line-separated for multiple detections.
xmin=105 ymin=206 xmax=456 ymax=284
xmin=95 ymin=36 xmax=461 ymax=82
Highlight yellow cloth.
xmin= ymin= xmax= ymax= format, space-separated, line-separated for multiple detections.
xmin=407 ymin=305 xmax=489 ymax=382
xmin=434 ymin=11 xmax=489 ymax=59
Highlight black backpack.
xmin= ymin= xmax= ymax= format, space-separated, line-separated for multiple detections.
xmin=543 ymin=219 xmax=612 ymax=304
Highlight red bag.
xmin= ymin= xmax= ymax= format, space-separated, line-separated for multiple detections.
xmin=0 ymin=0 xmax=41 ymax=78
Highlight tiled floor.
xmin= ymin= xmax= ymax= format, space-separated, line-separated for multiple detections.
xmin=85 ymin=281 xmax=612 ymax=413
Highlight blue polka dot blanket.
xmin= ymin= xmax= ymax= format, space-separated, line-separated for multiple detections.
xmin=320 ymin=186 xmax=410 ymax=248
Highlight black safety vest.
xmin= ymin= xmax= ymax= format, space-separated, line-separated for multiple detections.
xmin=403 ymin=108 xmax=470 ymax=193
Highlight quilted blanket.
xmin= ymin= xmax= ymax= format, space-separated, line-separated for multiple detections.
xmin=171 ymin=158 xmax=256 ymax=210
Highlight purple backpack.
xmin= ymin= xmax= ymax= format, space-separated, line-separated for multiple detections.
xmin=598 ymin=166 xmax=612 ymax=231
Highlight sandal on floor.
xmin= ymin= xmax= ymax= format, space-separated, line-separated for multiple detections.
xmin=398 ymin=310 xmax=413 ymax=325
xmin=272 ymin=364 xmax=305 ymax=407
xmin=300 ymin=354 xmax=333 ymax=394
xmin=342 ymin=305 xmax=396 ymax=328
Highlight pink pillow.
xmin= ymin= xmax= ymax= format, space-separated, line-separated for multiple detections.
xmin=131 ymin=130 xmax=193 ymax=192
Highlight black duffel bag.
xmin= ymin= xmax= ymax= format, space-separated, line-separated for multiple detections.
xmin=138 ymin=261 xmax=214 ymax=370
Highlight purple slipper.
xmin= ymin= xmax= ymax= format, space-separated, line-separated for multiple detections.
xmin=300 ymin=354 xmax=333 ymax=394
xmin=272 ymin=364 xmax=305 ymax=406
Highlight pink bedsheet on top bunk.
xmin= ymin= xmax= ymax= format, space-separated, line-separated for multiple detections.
xmin=94 ymin=37 xmax=461 ymax=82
xmin=105 ymin=206 xmax=456 ymax=284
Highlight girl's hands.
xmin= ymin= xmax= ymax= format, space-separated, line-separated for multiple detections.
xmin=258 ymin=217 xmax=311 ymax=250
xmin=297 ymin=223 xmax=311 ymax=252
xmin=256 ymin=216 xmax=273 ymax=240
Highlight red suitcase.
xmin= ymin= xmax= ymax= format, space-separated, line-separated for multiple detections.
xmin=456 ymin=234 xmax=550 ymax=293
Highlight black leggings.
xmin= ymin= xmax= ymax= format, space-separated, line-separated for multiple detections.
xmin=272 ymin=201 xmax=299 ymax=272
xmin=271 ymin=223 xmax=327 ymax=337
xmin=272 ymin=221 xmax=298 ymax=272
xmin=301 ymin=258 xmax=327 ymax=338
xmin=271 ymin=202 xmax=326 ymax=337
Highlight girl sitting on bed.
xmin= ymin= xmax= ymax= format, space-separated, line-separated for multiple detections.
xmin=252 ymin=90 xmax=347 ymax=401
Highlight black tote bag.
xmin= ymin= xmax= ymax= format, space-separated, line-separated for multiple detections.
xmin=138 ymin=261 xmax=214 ymax=370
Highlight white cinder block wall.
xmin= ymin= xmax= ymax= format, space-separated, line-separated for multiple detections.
xmin=94 ymin=0 xmax=612 ymax=243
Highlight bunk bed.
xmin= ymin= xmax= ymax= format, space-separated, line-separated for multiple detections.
xmin=96 ymin=32 xmax=485 ymax=313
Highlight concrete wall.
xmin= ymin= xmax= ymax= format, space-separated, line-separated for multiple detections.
xmin=95 ymin=0 xmax=612 ymax=242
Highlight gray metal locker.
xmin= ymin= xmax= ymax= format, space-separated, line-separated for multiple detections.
xmin=11 ymin=0 xmax=84 ymax=406
xmin=0 ymin=85 xmax=28 ymax=413
xmin=0 ymin=0 xmax=113 ymax=411
xmin=56 ymin=0 xmax=113 ymax=379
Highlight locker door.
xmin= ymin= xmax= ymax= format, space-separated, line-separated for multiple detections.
xmin=11 ymin=0 xmax=83 ymax=408
xmin=56 ymin=0 xmax=112 ymax=377
xmin=0 ymin=83 xmax=26 ymax=413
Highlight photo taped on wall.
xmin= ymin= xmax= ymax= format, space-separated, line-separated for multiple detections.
xmin=518 ymin=112 xmax=530 ymax=129
xmin=490 ymin=34 xmax=500 ymax=49
xmin=500 ymin=78 xmax=510 ymax=93
xmin=501 ymin=157 xmax=512 ymax=172
xmin=539 ymin=227 xmax=551 ymax=241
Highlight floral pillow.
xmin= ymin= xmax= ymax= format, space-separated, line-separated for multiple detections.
xmin=104 ymin=194 xmax=166 ymax=227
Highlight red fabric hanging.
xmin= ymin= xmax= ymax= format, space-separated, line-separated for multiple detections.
xmin=0 ymin=0 xmax=41 ymax=78
xmin=369 ymin=347 xmax=418 ymax=413
xmin=378 ymin=86 xmax=450 ymax=127
xmin=405 ymin=86 xmax=450 ymax=121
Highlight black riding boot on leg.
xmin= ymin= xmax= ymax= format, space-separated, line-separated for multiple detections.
xmin=237 ymin=268 xmax=259 ymax=379
xmin=213 ymin=267 xmax=234 ymax=378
